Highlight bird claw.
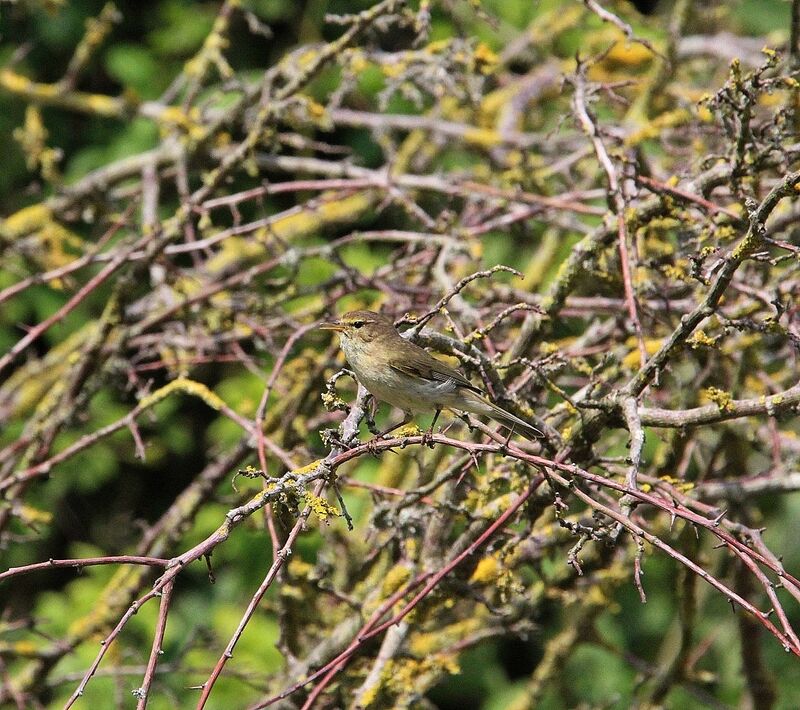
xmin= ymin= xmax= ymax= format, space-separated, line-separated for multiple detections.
xmin=421 ymin=425 xmax=437 ymax=449
xmin=365 ymin=436 xmax=384 ymax=458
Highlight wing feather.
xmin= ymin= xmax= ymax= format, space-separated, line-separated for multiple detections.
xmin=388 ymin=350 xmax=481 ymax=394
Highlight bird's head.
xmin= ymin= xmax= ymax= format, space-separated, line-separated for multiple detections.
xmin=319 ymin=310 xmax=395 ymax=344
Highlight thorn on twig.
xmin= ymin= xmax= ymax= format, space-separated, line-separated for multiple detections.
xmin=331 ymin=477 xmax=354 ymax=531
xmin=633 ymin=536 xmax=647 ymax=603
xmin=204 ymin=553 xmax=216 ymax=585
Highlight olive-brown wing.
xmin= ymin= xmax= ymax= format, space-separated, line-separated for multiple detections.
xmin=387 ymin=346 xmax=482 ymax=394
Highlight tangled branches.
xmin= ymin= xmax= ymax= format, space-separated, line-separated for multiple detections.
xmin=1 ymin=0 xmax=800 ymax=707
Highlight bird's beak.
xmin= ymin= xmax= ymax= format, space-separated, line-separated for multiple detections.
xmin=319 ymin=320 xmax=345 ymax=332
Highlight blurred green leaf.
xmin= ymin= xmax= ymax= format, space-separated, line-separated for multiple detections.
xmin=105 ymin=43 xmax=166 ymax=98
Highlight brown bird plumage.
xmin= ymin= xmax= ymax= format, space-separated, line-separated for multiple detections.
xmin=320 ymin=310 xmax=541 ymax=439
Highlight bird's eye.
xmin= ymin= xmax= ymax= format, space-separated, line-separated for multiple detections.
xmin=352 ymin=321 xmax=364 ymax=329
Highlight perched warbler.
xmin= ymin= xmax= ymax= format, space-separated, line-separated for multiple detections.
xmin=320 ymin=310 xmax=541 ymax=439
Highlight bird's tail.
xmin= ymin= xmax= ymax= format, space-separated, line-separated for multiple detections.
xmin=460 ymin=391 xmax=543 ymax=440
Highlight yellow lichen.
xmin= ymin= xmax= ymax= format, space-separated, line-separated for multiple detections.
xmin=207 ymin=191 xmax=377 ymax=272
xmin=137 ymin=377 xmax=226 ymax=411
xmin=602 ymin=40 xmax=655 ymax=68
xmin=394 ymin=423 xmax=423 ymax=437
xmin=303 ymin=490 xmax=340 ymax=524
xmin=288 ymin=559 xmax=313 ymax=578
xmin=625 ymin=109 xmax=691 ymax=147
xmin=621 ymin=337 xmax=662 ymax=368
xmin=1 ymin=204 xmax=52 ymax=238
xmin=469 ymin=555 xmax=499 ymax=585
xmin=16 ymin=505 xmax=54 ymax=526
xmin=473 ymin=42 xmax=499 ymax=75
xmin=381 ymin=564 xmax=412 ymax=597
xmin=662 ymin=262 xmax=692 ymax=283
xmin=687 ymin=330 xmax=717 ymax=348
xmin=292 ymin=459 xmax=324 ymax=477
xmin=84 ymin=92 xmax=123 ymax=116
xmin=702 ymin=387 xmax=734 ymax=412
xmin=462 ymin=127 xmax=502 ymax=148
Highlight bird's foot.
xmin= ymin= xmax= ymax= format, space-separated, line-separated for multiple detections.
xmin=421 ymin=425 xmax=437 ymax=449
xmin=364 ymin=436 xmax=384 ymax=458
xmin=421 ymin=409 xmax=441 ymax=448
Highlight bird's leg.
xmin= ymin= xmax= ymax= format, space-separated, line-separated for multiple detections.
xmin=422 ymin=409 xmax=442 ymax=448
xmin=365 ymin=396 xmax=380 ymax=436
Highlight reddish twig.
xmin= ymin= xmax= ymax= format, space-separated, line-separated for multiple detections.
xmin=195 ymin=481 xmax=324 ymax=709
xmin=0 ymin=232 xmax=149 ymax=377
xmin=135 ymin=578 xmax=175 ymax=709
xmin=635 ymin=174 xmax=741 ymax=218
xmin=260 ymin=473 xmax=546 ymax=708
xmin=0 ymin=555 xmax=169 ymax=583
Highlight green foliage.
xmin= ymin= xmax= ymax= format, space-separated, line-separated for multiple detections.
xmin=147 ymin=0 xmax=216 ymax=56
xmin=1 ymin=0 xmax=799 ymax=708
xmin=105 ymin=44 xmax=167 ymax=98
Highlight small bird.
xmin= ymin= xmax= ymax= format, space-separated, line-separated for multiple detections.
xmin=320 ymin=310 xmax=541 ymax=439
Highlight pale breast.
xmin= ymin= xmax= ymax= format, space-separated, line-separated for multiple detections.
xmin=341 ymin=336 xmax=459 ymax=414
